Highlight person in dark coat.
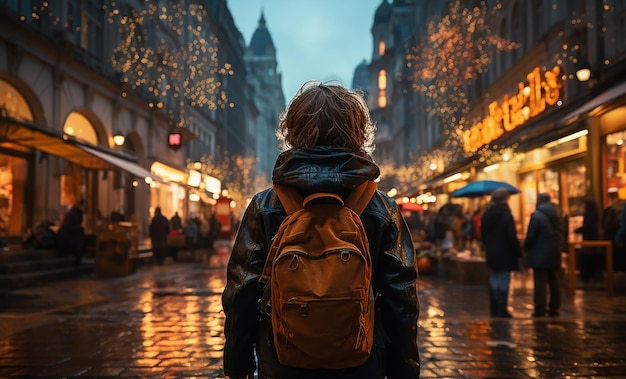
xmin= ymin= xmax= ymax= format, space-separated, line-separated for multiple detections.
xmin=524 ymin=193 xmax=565 ymax=317
xmin=170 ymin=211 xmax=183 ymax=232
xmin=481 ymin=188 xmax=521 ymax=318
xmin=149 ymin=207 xmax=170 ymax=265
xmin=221 ymin=82 xmax=420 ymax=379
xmin=574 ymin=199 xmax=602 ymax=281
xmin=206 ymin=213 xmax=222 ymax=253
xmin=57 ymin=199 xmax=87 ymax=265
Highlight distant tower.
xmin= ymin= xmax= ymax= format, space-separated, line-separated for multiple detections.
xmin=368 ymin=0 xmax=417 ymax=166
xmin=245 ymin=10 xmax=286 ymax=181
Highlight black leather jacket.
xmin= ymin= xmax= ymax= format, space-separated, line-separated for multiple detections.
xmin=222 ymin=147 xmax=420 ymax=379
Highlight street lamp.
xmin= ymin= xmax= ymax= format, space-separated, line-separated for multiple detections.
xmin=576 ymin=60 xmax=591 ymax=82
xmin=113 ymin=130 xmax=126 ymax=146
xmin=576 ymin=66 xmax=591 ymax=82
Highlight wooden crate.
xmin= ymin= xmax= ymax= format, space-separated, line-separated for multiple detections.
xmin=95 ymin=222 xmax=139 ymax=276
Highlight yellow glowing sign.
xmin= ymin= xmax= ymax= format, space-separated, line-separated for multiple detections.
xmin=463 ymin=66 xmax=561 ymax=153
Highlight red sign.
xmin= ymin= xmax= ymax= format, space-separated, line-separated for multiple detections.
xmin=216 ymin=197 xmax=231 ymax=239
xmin=168 ymin=132 xmax=182 ymax=150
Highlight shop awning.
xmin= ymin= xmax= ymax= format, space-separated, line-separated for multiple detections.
xmin=0 ymin=112 xmax=159 ymax=182
xmin=74 ymin=144 xmax=160 ymax=183
xmin=0 ymin=112 xmax=111 ymax=169
xmin=151 ymin=161 xmax=188 ymax=184
xmin=560 ymin=80 xmax=626 ymax=124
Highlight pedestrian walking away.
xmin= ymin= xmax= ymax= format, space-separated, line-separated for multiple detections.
xmin=481 ymin=188 xmax=522 ymax=318
xmin=221 ymin=81 xmax=420 ymax=379
xmin=149 ymin=207 xmax=170 ymax=265
xmin=56 ymin=199 xmax=87 ymax=265
xmin=524 ymin=193 xmax=565 ymax=317
xmin=170 ymin=211 xmax=183 ymax=232
xmin=207 ymin=212 xmax=222 ymax=252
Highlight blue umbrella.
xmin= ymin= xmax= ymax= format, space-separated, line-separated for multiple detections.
xmin=452 ymin=180 xmax=520 ymax=198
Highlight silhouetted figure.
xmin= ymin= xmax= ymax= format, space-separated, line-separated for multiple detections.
xmin=207 ymin=213 xmax=222 ymax=252
xmin=575 ymin=199 xmax=602 ymax=281
xmin=149 ymin=207 xmax=169 ymax=265
xmin=57 ymin=199 xmax=87 ymax=265
xmin=170 ymin=211 xmax=182 ymax=232
xmin=525 ymin=193 xmax=565 ymax=317
xmin=481 ymin=188 xmax=521 ymax=318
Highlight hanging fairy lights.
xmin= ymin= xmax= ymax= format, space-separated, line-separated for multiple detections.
xmin=405 ymin=0 xmax=519 ymax=161
xmin=10 ymin=1 xmax=234 ymax=129
xmin=108 ymin=1 xmax=234 ymax=128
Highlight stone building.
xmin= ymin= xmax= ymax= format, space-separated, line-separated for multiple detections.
xmin=362 ymin=0 xmax=626 ymax=239
xmin=0 ymin=0 xmax=276 ymax=246
xmin=245 ymin=12 xmax=286 ymax=182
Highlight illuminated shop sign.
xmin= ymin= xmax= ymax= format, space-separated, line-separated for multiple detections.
xmin=463 ymin=66 xmax=561 ymax=153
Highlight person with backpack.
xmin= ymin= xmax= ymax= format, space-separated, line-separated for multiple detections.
xmin=222 ymin=81 xmax=420 ymax=379
xmin=524 ymin=193 xmax=565 ymax=317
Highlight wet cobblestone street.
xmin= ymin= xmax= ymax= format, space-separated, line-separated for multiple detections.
xmin=1 ymin=262 xmax=625 ymax=378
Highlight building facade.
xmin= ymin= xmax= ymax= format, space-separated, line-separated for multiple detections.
xmin=245 ymin=12 xmax=286 ymax=182
xmin=363 ymin=0 xmax=626 ymax=239
xmin=0 ymin=0 xmax=274 ymax=244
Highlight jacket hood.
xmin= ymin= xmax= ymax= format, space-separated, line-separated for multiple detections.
xmin=481 ymin=203 xmax=510 ymax=229
xmin=272 ymin=146 xmax=380 ymax=194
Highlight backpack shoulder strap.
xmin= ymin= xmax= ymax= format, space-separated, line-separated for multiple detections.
xmin=273 ymin=184 xmax=303 ymax=215
xmin=345 ymin=180 xmax=377 ymax=215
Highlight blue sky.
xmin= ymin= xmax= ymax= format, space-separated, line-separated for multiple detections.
xmin=227 ymin=1 xmax=382 ymax=100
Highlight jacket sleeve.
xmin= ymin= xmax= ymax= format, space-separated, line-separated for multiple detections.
xmin=373 ymin=196 xmax=421 ymax=378
xmin=222 ymin=196 xmax=269 ymax=378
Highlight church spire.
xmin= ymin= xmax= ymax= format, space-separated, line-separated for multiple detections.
xmin=249 ymin=9 xmax=275 ymax=56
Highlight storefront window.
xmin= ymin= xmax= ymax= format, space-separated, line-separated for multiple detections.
xmin=537 ymin=167 xmax=560 ymax=204
xmin=606 ymin=131 xmax=626 ymax=198
xmin=151 ymin=182 xmax=185 ymax=222
xmin=562 ymin=159 xmax=586 ymax=241
xmin=519 ymin=158 xmax=586 ymax=238
xmin=0 ymin=79 xmax=33 ymax=237
xmin=0 ymin=154 xmax=28 ymax=236
xmin=520 ymin=172 xmax=537 ymax=233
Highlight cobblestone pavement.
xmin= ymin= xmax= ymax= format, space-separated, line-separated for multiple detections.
xmin=1 ymin=262 xmax=626 ymax=378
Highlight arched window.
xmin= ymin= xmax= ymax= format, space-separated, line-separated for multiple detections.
xmin=378 ymin=39 xmax=386 ymax=57
xmin=378 ymin=70 xmax=387 ymax=108
xmin=0 ymin=79 xmax=34 ymax=121
xmin=63 ymin=112 xmax=98 ymax=145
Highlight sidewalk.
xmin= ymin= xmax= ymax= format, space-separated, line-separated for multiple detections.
xmin=0 ymin=262 xmax=625 ymax=378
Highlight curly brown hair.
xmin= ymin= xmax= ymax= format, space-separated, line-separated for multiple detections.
xmin=276 ymin=81 xmax=375 ymax=154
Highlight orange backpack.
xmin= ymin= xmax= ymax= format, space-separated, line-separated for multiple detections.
xmin=259 ymin=180 xmax=377 ymax=369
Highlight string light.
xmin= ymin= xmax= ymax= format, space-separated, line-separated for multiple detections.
xmin=108 ymin=1 xmax=234 ymax=128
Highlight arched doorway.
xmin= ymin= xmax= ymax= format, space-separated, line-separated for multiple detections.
xmin=0 ymin=79 xmax=35 ymax=238
xmin=61 ymin=112 xmax=99 ymax=213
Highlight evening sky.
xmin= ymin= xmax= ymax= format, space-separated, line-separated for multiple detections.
xmin=227 ymin=0 xmax=382 ymax=100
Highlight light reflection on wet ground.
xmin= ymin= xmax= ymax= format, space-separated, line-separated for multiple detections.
xmin=0 ymin=263 xmax=625 ymax=378
xmin=417 ymin=274 xmax=626 ymax=378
